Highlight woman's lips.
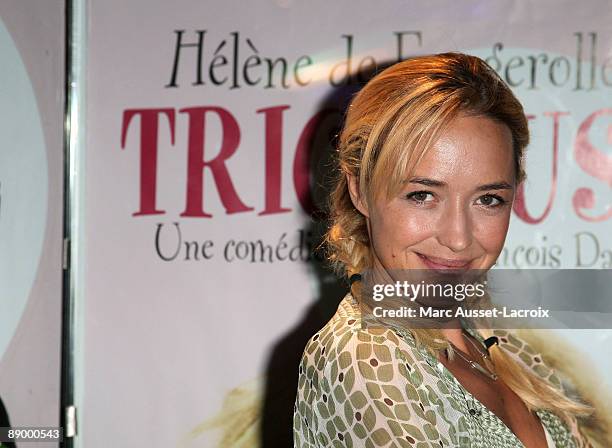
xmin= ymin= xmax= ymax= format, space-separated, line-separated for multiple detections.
xmin=417 ymin=253 xmax=472 ymax=270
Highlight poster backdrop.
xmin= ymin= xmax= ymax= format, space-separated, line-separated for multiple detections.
xmin=78 ymin=1 xmax=611 ymax=447
xmin=0 ymin=0 xmax=64 ymax=443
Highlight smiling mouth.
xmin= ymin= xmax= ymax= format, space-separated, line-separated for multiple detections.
xmin=416 ymin=253 xmax=472 ymax=270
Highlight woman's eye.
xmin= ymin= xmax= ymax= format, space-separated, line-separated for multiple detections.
xmin=477 ymin=194 xmax=505 ymax=207
xmin=406 ymin=191 xmax=434 ymax=203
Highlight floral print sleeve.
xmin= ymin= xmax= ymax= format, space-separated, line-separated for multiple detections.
xmin=294 ymin=294 xmax=467 ymax=447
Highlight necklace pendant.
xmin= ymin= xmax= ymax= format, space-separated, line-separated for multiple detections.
xmin=471 ymin=360 xmax=497 ymax=381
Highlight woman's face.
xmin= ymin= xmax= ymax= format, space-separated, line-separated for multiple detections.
xmin=349 ymin=114 xmax=516 ymax=275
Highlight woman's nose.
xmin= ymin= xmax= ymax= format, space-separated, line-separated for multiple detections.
xmin=436 ymin=200 xmax=473 ymax=252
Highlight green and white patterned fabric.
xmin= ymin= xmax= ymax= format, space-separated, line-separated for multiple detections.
xmin=294 ymin=293 xmax=591 ymax=448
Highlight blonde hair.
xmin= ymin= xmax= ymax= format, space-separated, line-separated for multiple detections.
xmin=325 ymin=52 xmax=593 ymax=425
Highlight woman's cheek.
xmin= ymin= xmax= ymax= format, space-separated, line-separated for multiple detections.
xmin=389 ymin=213 xmax=433 ymax=248
xmin=474 ymin=213 xmax=511 ymax=250
xmin=404 ymin=207 xmax=440 ymax=234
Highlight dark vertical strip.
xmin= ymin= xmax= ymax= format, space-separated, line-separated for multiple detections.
xmin=61 ymin=0 xmax=74 ymax=446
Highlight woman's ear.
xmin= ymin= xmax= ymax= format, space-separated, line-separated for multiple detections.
xmin=346 ymin=174 xmax=369 ymax=217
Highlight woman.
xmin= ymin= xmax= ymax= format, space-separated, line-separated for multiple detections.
xmin=293 ymin=53 xmax=594 ymax=447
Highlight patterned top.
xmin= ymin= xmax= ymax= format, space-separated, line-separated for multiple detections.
xmin=293 ymin=293 xmax=591 ymax=448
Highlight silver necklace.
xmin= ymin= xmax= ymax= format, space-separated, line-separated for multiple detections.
xmin=449 ymin=331 xmax=498 ymax=381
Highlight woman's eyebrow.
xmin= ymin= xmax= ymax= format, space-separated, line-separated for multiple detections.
xmin=476 ymin=182 xmax=514 ymax=191
xmin=406 ymin=177 xmax=514 ymax=191
xmin=407 ymin=177 xmax=446 ymax=187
